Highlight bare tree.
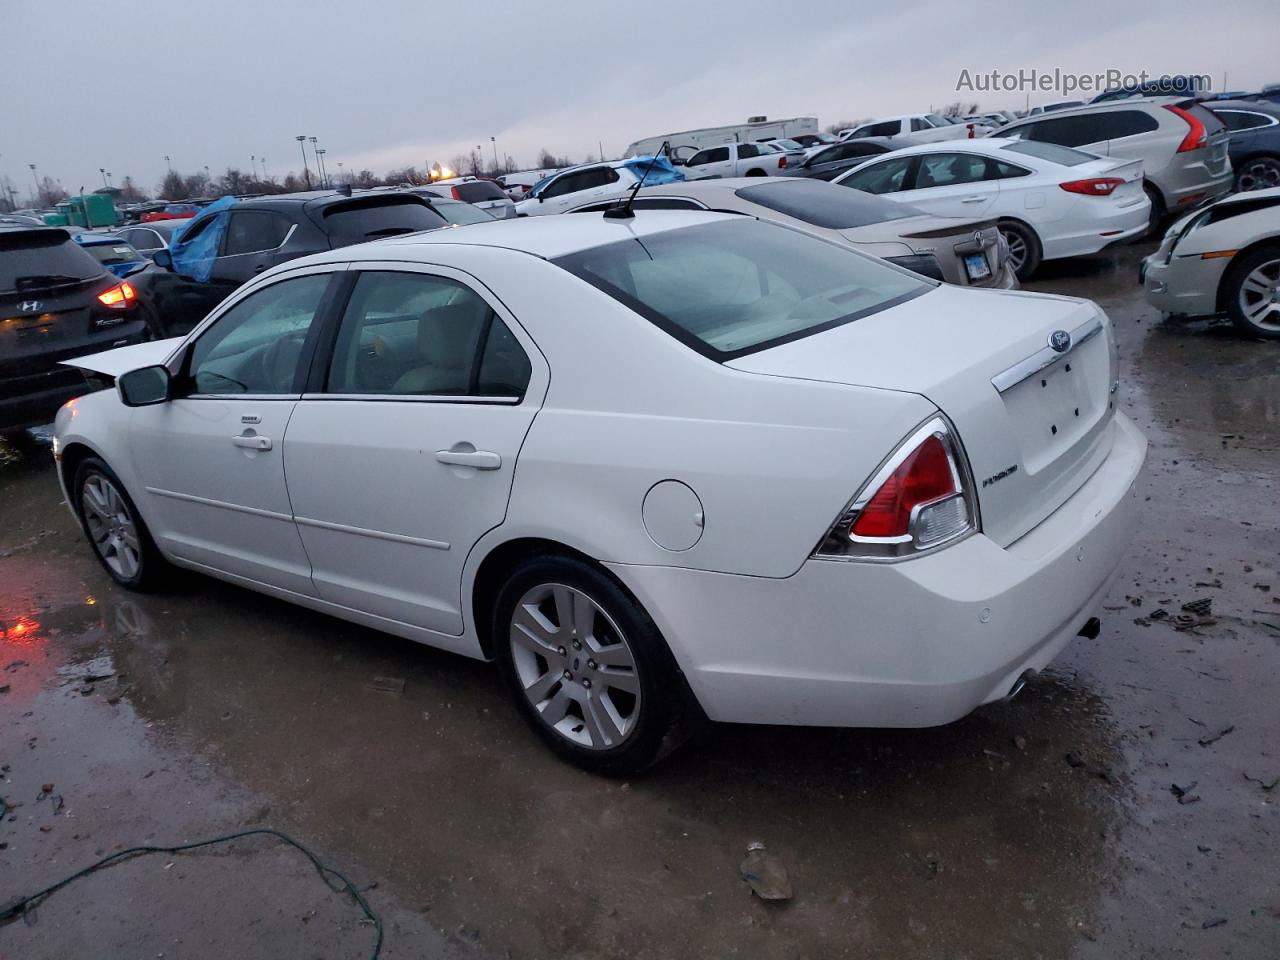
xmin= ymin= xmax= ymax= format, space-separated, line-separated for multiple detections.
xmin=158 ymin=170 xmax=186 ymax=201
xmin=37 ymin=176 xmax=69 ymax=207
xmin=117 ymin=176 xmax=149 ymax=203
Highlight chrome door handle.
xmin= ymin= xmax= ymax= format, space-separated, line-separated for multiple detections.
xmin=232 ymin=434 xmax=272 ymax=451
xmin=436 ymin=448 xmax=501 ymax=470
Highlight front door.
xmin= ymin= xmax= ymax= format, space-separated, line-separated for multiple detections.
xmin=282 ymin=264 xmax=547 ymax=636
xmin=128 ymin=268 xmax=338 ymax=594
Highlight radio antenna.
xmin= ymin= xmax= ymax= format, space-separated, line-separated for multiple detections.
xmin=604 ymin=140 xmax=670 ymax=220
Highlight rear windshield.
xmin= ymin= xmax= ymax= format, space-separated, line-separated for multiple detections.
xmin=0 ymin=231 xmax=104 ymax=293
xmin=433 ymin=201 xmax=496 ymax=225
xmin=735 ymin=180 xmax=924 ymax=229
xmin=1000 ymin=141 xmax=1095 ymax=166
xmin=451 ymin=181 xmax=508 ymax=203
xmin=320 ymin=198 xmax=448 ymax=245
xmin=83 ymin=242 xmax=144 ymax=266
xmin=553 ymin=219 xmax=929 ymax=360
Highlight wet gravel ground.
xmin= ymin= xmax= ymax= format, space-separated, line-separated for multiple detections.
xmin=1 ymin=240 xmax=1277 ymax=959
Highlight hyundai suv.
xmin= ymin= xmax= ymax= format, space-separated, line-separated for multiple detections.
xmin=1 ymin=227 xmax=150 ymax=439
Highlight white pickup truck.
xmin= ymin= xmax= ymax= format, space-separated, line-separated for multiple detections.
xmin=680 ymin=142 xmax=799 ymax=179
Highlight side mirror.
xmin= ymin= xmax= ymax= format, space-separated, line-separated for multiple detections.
xmin=118 ymin=365 xmax=172 ymax=407
xmin=152 ymin=249 xmax=173 ymax=269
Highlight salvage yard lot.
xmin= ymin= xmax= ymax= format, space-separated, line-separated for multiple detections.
xmin=1 ymin=239 xmax=1277 ymax=958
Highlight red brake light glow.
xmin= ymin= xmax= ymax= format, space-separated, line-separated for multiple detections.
xmin=450 ymin=186 xmax=462 ymax=200
xmin=97 ymin=281 xmax=137 ymax=309
xmin=1164 ymin=104 xmax=1207 ymax=153
xmin=1059 ymin=178 xmax=1125 ymax=196
xmin=777 ymin=155 xmax=787 ymax=168
xmin=851 ymin=435 xmax=957 ymax=538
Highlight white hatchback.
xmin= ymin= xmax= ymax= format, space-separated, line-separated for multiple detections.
xmin=833 ymin=138 xmax=1151 ymax=280
xmin=55 ymin=211 xmax=1147 ymax=773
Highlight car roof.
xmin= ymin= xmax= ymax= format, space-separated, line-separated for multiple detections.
xmin=1209 ymin=99 xmax=1280 ymax=115
xmin=321 ymin=209 xmax=741 ymax=261
xmin=861 ymin=137 xmax=1039 ymax=158
xmin=1013 ymin=97 xmax=1186 ymax=121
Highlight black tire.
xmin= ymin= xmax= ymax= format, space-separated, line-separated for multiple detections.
xmin=1234 ymin=155 xmax=1280 ymax=193
xmin=492 ymin=555 xmax=695 ymax=775
xmin=1222 ymin=244 xmax=1280 ymax=339
xmin=73 ymin=456 xmax=170 ymax=590
xmin=1143 ymin=184 xmax=1166 ymax=239
xmin=744 ymin=168 xmax=767 ymax=177
xmin=999 ymin=220 xmax=1042 ymax=281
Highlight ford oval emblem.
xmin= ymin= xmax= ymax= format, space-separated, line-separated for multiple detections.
xmin=1049 ymin=330 xmax=1072 ymax=353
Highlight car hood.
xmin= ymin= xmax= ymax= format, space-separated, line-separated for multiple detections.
xmin=727 ymin=284 xmax=1118 ymax=547
xmin=61 ymin=336 xmax=184 ymax=377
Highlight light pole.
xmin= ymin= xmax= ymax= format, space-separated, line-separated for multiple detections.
xmin=164 ymin=155 xmax=172 ymax=173
xmin=296 ymin=136 xmax=311 ymax=189
xmin=316 ymin=148 xmax=328 ymax=188
xmin=29 ymin=163 xmax=39 ymax=206
xmin=491 ymin=136 xmax=498 ymax=172
xmin=309 ymin=137 xmax=322 ymax=186
xmin=251 ymin=155 xmax=257 ymax=180
xmin=336 ymin=161 xmax=343 ymax=184
xmin=100 ymin=167 xmax=109 ymax=189
xmin=106 ymin=172 xmax=112 ymax=188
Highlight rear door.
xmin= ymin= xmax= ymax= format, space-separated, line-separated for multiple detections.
xmin=209 ymin=210 xmax=294 ymax=286
xmin=282 ymin=263 xmax=548 ymax=638
xmin=901 ymin=152 xmax=998 ymax=216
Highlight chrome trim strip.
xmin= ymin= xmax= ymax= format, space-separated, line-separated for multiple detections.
xmin=294 ymin=515 xmax=450 ymax=550
xmin=144 ymin=486 xmax=294 ymax=522
xmin=299 ymin=393 xmax=520 ymax=405
xmin=990 ymin=317 xmax=1104 ymax=395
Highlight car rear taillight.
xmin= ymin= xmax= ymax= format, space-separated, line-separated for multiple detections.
xmin=97 ymin=281 xmax=137 ymax=309
xmin=1164 ymin=104 xmax=1208 ymax=152
xmin=1059 ymin=178 xmax=1125 ymax=196
xmin=778 ymin=155 xmax=787 ymax=169
xmin=450 ymin=186 xmax=463 ymax=200
xmin=814 ymin=417 xmax=979 ymax=560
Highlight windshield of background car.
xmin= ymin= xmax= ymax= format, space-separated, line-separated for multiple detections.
xmin=553 ymin=218 xmax=930 ymax=360
xmin=451 ymin=181 xmax=508 ymax=202
xmin=320 ymin=198 xmax=449 ymax=244
xmin=735 ymin=180 xmax=925 ymax=229
xmin=1000 ymin=140 xmax=1095 ymax=166
xmin=84 ymin=242 xmax=144 ymax=266
xmin=0 ymin=232 xmax=103 ymax=292
xmin=434 ymin=201 xmax=496 ymax=225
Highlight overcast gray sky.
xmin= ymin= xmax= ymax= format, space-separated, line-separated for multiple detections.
xmin=5 ymin=0 xmax=1277 ymax=199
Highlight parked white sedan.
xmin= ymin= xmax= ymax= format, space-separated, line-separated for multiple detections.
xmin=54 ymin=211 xmax=1146 ymax=773
xmin=833 ymin=138 xmax=1151 ymax=280
xmin=1141 ymin=185 xmax=1280 ymax=337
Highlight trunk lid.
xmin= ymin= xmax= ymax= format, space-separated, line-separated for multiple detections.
xmin=727 ymin=285 xmax=1119 ymax=546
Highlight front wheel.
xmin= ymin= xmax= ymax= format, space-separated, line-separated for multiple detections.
xmin=999 ymin=221 xmax=1042 ymax=281
xmin=493 ymin=556 xmax=694 ymax=775
xmin=1223 ymin=245 xmax=1280 ymax=339
xmin=74 ymin=457 xmax=169 ymax=590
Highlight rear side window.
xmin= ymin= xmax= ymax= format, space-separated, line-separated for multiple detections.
xmin=1214 ymin=110 xmax=1273 ymax=131
xmin=1098 ymin=110 xmax=1160 ymax=139
xmin=0 ymin=231 xmax=103 ymax=292
xmin=1017 ymin=114 xmax=1100 ymax=147
xmin=321 ymin=198 xmax=448 ymax=245
xmin=223 ymin=211 xmax=292 ymax=255
xmin=735 ymin=180 xmax=921 ymax=228
xmin=837 ymin=156 xmax=913 ymax=194
xmin=451 ymin=181 xmax=507 ymax=203
xmin=854 ymin=120 xmax=900 ymax=138
xmin=914 ymin=153 xmax=989 ymax=188
xmin=688 ymin=147 xmax=730 ymax=166
xmin=554 ymin=219 xmax=929 ymax=361
xmin=325 ymin=271 xmax=530 ymax=398
xmin=1000 ymin=141 xmax=1095 ymax=166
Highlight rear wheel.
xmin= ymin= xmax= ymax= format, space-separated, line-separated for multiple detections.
xmin=1223 ymin=245 xmax=1280 ymax=339
xmin=493 ymin=556 xmax=693 ymax=775
xmin=744 ymin=168 xmax=767 ymax=177
xmin=1143 ymin=184 xmax=1166 ymax=238
xmin=1235 ymin=155 xmax=1280 ymax=193
xmin=998 ymin=221 xmax=1041 ymax=281
xmin=74 ymin=457 xmax=169 ymax=590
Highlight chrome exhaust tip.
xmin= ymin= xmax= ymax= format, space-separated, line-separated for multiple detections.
xmin=1005 ymin=669 xmax=1036 ymax=700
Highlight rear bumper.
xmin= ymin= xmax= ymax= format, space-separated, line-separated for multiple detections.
xmin=1158 ymin=166 xmax=1233 ymax=210
xmin=0 ymin=374 xmax=88 ymax=432
xmin=608 ymin=411 xmax=1147 ymax=728
xmin=1041 ymin=200 xmax=1150 ymax=261
xmin=1140 ymin=252 xmax=1224 ymax=317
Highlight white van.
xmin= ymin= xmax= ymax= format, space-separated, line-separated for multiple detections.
xmin=625 ymin=116 xmax=819 ymax=165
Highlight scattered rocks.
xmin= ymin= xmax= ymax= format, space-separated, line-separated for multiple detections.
xmin=1197 ymin=725 xmax=1234 ymax=747
xmin=740 ymin=843 xmax=792 ymax=901
xmin=1170 ymin=781 xmax=1201 ymax=805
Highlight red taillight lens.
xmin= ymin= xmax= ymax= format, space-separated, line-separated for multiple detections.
xmin=1059 ymin=177 xmax=1125 ymax=196
xmin=1164 ymin=104 xmax=1207 ymax=152
xmin=851 ymin=435 xmax=957 ymax=538
xmin=450 ymin=186 xmax=462 ymax=200
xmin=97 ymin=281 xmax=137 ymax=309
xmin=778 ymin=155 xmax=787 ymax=168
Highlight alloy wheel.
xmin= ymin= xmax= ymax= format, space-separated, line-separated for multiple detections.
xmin=1237 ymin=257 xmax=1280 ymax=331
xmin=1236 ymin=157 xmax=1280 ymax=193
xmin=508 ymin=583 xmax=641 ymax=750
xmin=82 ymin=474 xmax=141 ymax=580
xmin=1002 ymin=229 xmax=1028 ymax=274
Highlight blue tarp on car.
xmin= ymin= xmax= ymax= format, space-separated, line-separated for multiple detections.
xmin=618 ymin=155 xmax=685 ymax=187
xmin=168 ymin=195 xmax=237 ymax=282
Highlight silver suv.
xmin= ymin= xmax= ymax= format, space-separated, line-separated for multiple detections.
xmin=996 ymin=98 xmax=1232 ymax=230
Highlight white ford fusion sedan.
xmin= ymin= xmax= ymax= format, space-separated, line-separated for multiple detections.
xmin=53 ymin=211 xmax=1147 ymax=773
